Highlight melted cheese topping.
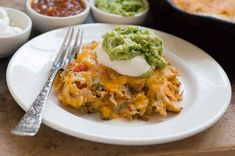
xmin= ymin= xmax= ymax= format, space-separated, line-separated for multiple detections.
xmin=54 ymin=41 xmax=182 ymax=120
xmin=172 ymin=0 xmax=235 ymax=22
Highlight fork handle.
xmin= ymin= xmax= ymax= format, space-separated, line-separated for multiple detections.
xmin=11 ymin=68 xmax=59 ymax=136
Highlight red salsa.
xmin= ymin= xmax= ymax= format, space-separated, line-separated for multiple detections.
xmin=31 ymin=0 xmax=85 ymax=17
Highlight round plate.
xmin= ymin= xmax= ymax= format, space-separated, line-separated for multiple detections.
xmin=7 ymin=24 xmax=231 ymax=145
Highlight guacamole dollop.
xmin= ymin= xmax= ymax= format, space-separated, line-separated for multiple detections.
xmin=94 ymin=0 xmax=146 ymax=16
xmin=102 ymin=26 xmax=167 ymax=68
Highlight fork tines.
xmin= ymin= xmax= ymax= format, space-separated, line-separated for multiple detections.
xmin=54 ymin=26 xmax=84 ymax=69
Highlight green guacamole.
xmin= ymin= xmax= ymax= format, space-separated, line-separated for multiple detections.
xmin=94 ymin=0 xmax=147 ymax=16
xmin=102 ymin=26 xmax=167 ymax=68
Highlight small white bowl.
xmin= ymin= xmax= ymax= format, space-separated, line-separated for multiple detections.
xmin=26 ymin=0 xmax=90 ymax=32
xmin=0 ymin=7 xmax=32 ymax=58
xmin=90 ymin=0 xmax=149 ymax=25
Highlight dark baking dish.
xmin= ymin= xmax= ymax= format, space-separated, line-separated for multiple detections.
xmin=148 ymin=0 xmax=235 ymax=34
xmin=147 ymin=0 xmax=235 ymax=77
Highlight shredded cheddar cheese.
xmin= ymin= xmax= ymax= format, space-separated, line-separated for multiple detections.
xmin=54 ymin=41 xmax=183 ymax=120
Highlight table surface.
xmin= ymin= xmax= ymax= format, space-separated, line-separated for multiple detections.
xmin=0 ymin=1 xmax=235 ymax=156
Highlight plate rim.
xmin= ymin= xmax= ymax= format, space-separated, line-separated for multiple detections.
xmin=6 ymin=23 xmax=232 ymax=145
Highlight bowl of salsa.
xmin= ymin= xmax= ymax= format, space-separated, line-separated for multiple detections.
xmin=26 ymin=0 xmax=90 ymax=32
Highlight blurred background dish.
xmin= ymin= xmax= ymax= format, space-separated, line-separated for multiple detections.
xmin=0 ymin=7 xmax=32 ymax=57
xmin=26 ymin=0 xmax=90 ymax=32
xmin=148 ymin=0 xmax=235 ymax=33
xmin=31 ymin=0 xmax=86 ymax=17
xmin=90 ymin=0 xmax=149 ymax=25
xmin=170 ymin=0 xmax=235 ymax=24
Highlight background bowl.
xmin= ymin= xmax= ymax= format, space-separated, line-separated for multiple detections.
xmin=90 ymin=0 xmax=149 ymax=25
xmin=26 ymin=0 xmax=90 ymax=32
xmin=0 ymin=7 xmax=32 ymax=57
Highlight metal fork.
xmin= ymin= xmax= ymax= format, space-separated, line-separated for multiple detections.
xmin=11 ymin=26 xmax=84 ymax=136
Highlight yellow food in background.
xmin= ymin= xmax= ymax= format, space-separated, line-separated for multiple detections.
xmin=54 ymin=41 xmax=182 ymax=120
xmin=172 ymin=0 xmax=235 ymax=22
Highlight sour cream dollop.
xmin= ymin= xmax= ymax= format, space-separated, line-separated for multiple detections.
xmin=0 ymin=9 xmax=23 ymax=36
xmin=96 ymin=44 xmax=151 ymax=77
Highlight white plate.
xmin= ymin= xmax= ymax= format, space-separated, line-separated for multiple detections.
xmin=7 ymin=24 xmax=231 ymax=145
